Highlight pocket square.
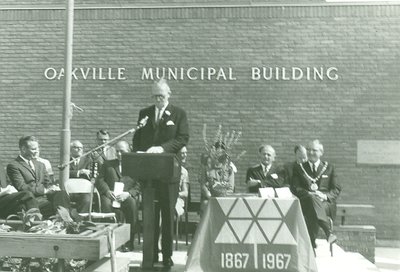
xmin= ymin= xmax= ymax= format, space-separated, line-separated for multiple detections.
xmin=166 ymin=120 xmax=175 ymax=126
xmin=322 ymin=175 xmax=328 ymax=178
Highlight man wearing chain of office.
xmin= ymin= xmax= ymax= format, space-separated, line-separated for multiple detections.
xmin=291 ymin=139 xmax=341 ymax=250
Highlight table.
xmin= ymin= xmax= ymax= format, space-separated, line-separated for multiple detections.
xmin=186 ymin=196 xmax=317 ymax=272
xmin=0 ymin=223 xmax=130 ymax=271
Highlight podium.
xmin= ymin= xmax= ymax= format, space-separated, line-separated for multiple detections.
xmin=122 ymin=153 xmax=181 ymax=269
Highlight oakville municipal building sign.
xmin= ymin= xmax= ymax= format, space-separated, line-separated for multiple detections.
xmin=43 ymin=66 xmax=339 ymax=81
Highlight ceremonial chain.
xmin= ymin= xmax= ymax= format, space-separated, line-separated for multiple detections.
xmin=300 ymin=162 xmax=328 ymax=191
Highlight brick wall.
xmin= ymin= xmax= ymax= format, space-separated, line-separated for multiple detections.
xmin=0 ymin=3 xmax=399 ymax=239
xmin=0 ymin=0 xmax=323 ymax=7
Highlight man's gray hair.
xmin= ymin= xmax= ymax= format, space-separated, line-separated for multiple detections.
xmin=258 ymin=144 xmax=276 ymax=156
xmin=309 ymin=139 xmax=324 ymax=153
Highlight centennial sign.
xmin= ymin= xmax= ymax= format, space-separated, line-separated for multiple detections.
xmin=186 ymin=197 xmax=317 ymax=272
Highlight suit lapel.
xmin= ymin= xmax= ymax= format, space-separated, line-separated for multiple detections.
xmin=17 ymin=157 xmax=36 ymax=178
xmin=255 ymin=164 xmax=265 ymax=179
xmin=149 ymin=105 xmax=157 ymax=129
xmin=113 ymin=161 xmax=122 ymax=179
xmin=303 ymin=162 xmax=313 ymax=177
xmin=159 ymin=104 xmax=173 ymax=126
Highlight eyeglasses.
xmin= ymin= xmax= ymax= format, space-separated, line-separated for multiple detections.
xmin=72 ymin=146 xmax=83 ymax=150
xmin=152 ymin=95 xmax=166 ymax=100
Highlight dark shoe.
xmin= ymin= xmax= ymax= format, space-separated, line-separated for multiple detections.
xmin=118 ymin=245 xmax=131 ymax=252
xmin=162 ymin=257 xmax=174 ymax=267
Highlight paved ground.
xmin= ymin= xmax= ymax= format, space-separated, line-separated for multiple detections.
xmin=375 ymin=247 xmax=400 ymax=272
xmin=89 ymin=238 xmax=400 ymax=272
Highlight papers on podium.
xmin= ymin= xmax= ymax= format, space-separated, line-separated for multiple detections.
xmin=259 ymin=187 xmax=293 ymax=199
xmin=275 ymin=187 xmax=293 ymax=199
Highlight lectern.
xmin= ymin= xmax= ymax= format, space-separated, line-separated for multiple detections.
xmin=122 ymin=153 xmax=180 ymax=269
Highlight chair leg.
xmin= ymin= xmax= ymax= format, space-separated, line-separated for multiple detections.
xmin=185 ymin=212 xmax=189 ymax=245
xmin=330 ymin=242 xmax=333 ymax=257
xmin=175 ymin=215 xmax=179 ymax=250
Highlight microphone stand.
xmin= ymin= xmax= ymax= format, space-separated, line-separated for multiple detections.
xmin=58 ymin=117 xmax=148 ymax=169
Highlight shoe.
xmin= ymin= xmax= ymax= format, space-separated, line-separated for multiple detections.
xmin=118 ymin=245 xmax=131 ymax=252
xmin=162 ymin=257 xmax=174 ymax=267
xmin=328 ymin=234 xmax=337 ymax=244
xmin=328 ymin=233 xmax=337 ymax=257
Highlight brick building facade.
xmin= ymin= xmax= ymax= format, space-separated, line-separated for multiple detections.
xmin=0 ymin=1 xmax=399 ymax=239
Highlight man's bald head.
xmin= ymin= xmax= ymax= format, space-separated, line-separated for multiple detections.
xmin=115 ymin=141 xmax=130 ymax=161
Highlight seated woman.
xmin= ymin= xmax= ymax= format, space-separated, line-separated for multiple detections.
xmin=199 ymin=141 xmax=236 ymax=215
xmin=175 ymin=146 xmax=189 ymax=216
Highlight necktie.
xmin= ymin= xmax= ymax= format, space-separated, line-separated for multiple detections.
xmin=156 ymin=109 xmax=162 ymax=123
xmin=28 ymin=160 xmax=35 ymax=171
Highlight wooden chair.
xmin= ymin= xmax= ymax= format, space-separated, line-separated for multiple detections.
xmin=64 ymin=178 xmax=116 ymax=222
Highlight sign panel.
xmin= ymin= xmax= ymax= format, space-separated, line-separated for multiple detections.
xmin=357 ymin=140 xmax=400 ymax=165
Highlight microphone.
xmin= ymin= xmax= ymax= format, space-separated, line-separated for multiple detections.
xmin=138 ymin=116 xmax=149 ymax=129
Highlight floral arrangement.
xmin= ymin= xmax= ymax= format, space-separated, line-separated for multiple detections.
xmin=202 ymin=124 xmax=246 ymax=167
xmin=201 ymin=124 xmax=246 ymax=196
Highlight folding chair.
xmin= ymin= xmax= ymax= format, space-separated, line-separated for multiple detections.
xmin=64 ymin=178 xmax=116 ymax=222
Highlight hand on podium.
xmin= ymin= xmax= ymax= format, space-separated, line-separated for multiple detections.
xmin=146 ymin=146 xmax=165 ymax=153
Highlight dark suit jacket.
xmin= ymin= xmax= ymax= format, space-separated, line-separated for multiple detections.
xmin=7 ymin=156 xmax=50 ymax=196
xmin=291 ymin=161 xmax=341 ymax=202
xmin=132 ymin=104 xmax=189 ymax=154
xmin=283 ymin=161 xmax=297 ymax=186
xmin=69 ymin=156 xmax=93 ymax=179
xmin=95 ymin=159 xmax=141 ymax=199
xmin=246 ymin=163 xmax=287 ymax=193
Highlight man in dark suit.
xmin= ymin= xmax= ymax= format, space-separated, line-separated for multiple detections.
xmin=132 ymin=79 xmax=189 ymax=267
xmin=246 ymin=144 xmax=286 ymax=193
xmin=69 ymin=140 xmax=93 ymax=212
xmin=291 ymin=139 xmax=341 ymax=249
xmin=284 ymin=144 xmax=308 ymax=186
xmin=7 ymin=136 xmax=70 ymax=218
xmin=96 ymin=140 xmax=141 ymax=251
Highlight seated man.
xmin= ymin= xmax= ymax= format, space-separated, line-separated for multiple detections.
xmin=95 ymin=140 xmax=141 ymax=251
xmin=7 ymin=136 xmax=70 ymax=218
xmin=291 ymin=139 xmax=341 ymax=249
xmin=91 ymin=129 xmax=116 ymax=175
xmin=246 ymin=144 xmax=286 ymax=193
xmin=284 ymin=144 xmax=308 ymax=186
xmin=69 ymin=140 xmax=93 ymax=212
xmin=0 ymin=183 xmax=39 ymax=219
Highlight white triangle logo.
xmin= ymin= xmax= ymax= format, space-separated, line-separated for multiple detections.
xmin=273 ymin=223 xmax=297 ymax=245
xmin=258 ymin=220 xmax=282 ymax=241
xmin=258 ymin=200 xmax=281 ymax=218
xmin=245 ymin=198 xmax=265 ymax=216
xmin=275 ymin=199 xmax=293 ymax=217
xmin=215 ymin=222 xmax=238 ymax=244
xmin=229 ymin=220 xmax=253 ymax=242
xmin=243 ymin=223 xmax=269 ymax=244
xmin=229 ymin=198 xmax=253 ymax=218
xmin=217 ymin=198 xmax=236 ymax=216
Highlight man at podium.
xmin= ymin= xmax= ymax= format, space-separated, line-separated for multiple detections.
xmin=132 ymin=79 xmax=189 ymax=267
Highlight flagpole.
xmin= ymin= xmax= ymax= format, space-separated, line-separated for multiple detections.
xmin=59 ymin=0 xmax=74 ymax=191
